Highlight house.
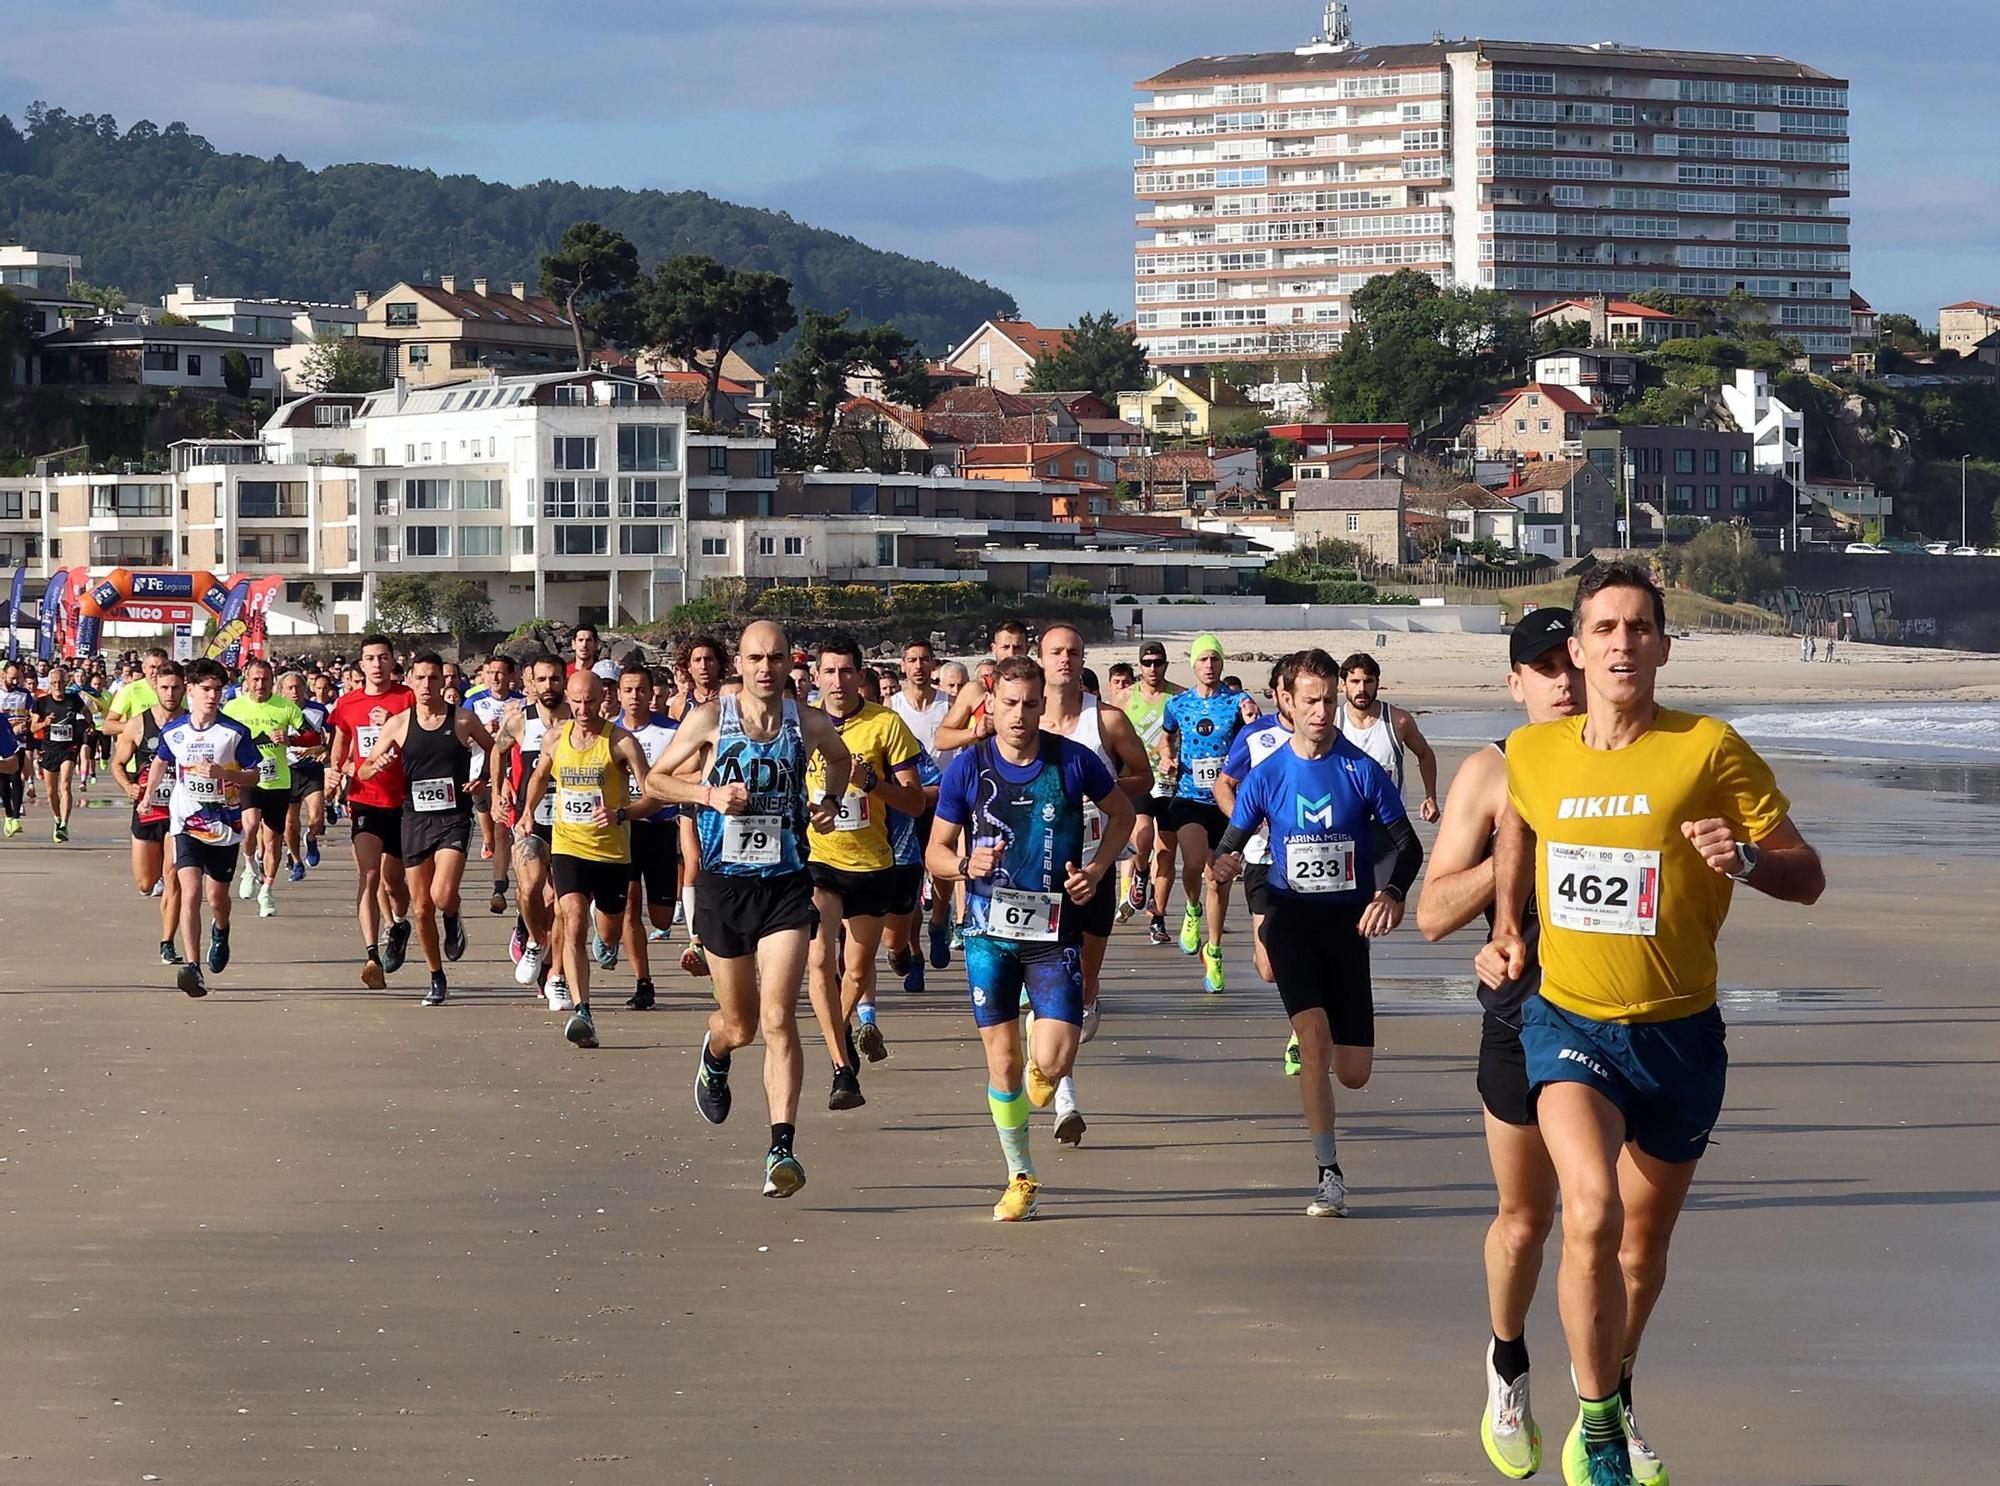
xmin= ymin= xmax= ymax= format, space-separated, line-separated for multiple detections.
xmin=1464 ymin=383 xmax=1595 ymax=461
xmin=1849 ymin=292 xmax=1879 ymax=347
xmin=35 ymin=323 xmax=284 ymax=394
xmin=161 ymin=283 xmax=373 ymax=393
xmin=1718 ymin=369 xmax=1803 ymax=478
xmin=1117 ymin=375 xmax=1266 ymax=440
xmin=1531 ymin=347 xmax=1641 ymax=407
xmin=1493 ymin=458 xmax=1621 ymax=556
xmin=637 ymin=347 xmax=770 ymax=402
xmin=1267 ymin=423 xmax=1410 ymax=457
xmin=0 ymin=245 xmax=81 ymax=293
xmin=1115 ymin=448 xmax=1259 ymax=510
xmin=1939 ymin=301 xmax=2000 ymax=356
xmin=1530 ymin=296 xmax=1702 ymax=347
xmin=1582 ymin=426 xmax=1781 ymax=535
xmin=961 ymin=443 xmax=1119 ymax=488
xmin=1291 ymin=476 xmax=1406 ymax=562
xmin=355 ymin=277 xmax=575 ymax=387
xmin=940 ymin=319 xmax=1071 ymax=389
xmin=1796 ymin=476 xmax=1891 ymax=530
xmin=921 ymin=386 xmax=1079 ymax=446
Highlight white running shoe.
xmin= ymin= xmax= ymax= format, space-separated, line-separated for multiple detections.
xmin=1053 ymin=1083 xmax=1086 ymax=1146
xmin=149 ymin=878 xmax=164 ymax=898
xmin=1305 ymin=1165 xmax=1348 ymax=1217
xmin=1624 ymin=1401 xmax=1667 ymax=1483
xmin=546 ymin=973 xmax=572 ymax=1013
xmin=513 ymin=941 xmax=543 ymax=987
xmin=237 ymin=862 xmax=260 ymax=901
xmin=256 ymin=882 xmax=276 ymax=918
xmin=1080 ymin=999 xmax=1101 ymax=1043
xmin=1480 ymin=1338 xmax=1541 ymax=1479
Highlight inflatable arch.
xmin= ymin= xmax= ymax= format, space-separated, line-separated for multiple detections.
xmin=75 ymin=569 xmax=234 ymax=657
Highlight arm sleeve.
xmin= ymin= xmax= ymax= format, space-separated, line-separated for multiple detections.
xmin=1382 ymin=814 xmax=1424 ymax=897
xmin=1712 ymin=724 xmax=1791 ymax=842
xmin=934 ymin=752 xmax=975 ymax=827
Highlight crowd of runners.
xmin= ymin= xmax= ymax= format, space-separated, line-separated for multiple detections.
xmin=0 ymin=562 xmax=1824 ymax=1486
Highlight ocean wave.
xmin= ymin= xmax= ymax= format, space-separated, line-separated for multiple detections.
xmin=1727 ymin=705 xmax=2000 ymax=757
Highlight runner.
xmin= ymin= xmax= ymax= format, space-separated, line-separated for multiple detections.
xmin=518 ymin=669 xmax=659 ymax=1049
xmin=803 ymin=635 xmax=926 ymax=1110
xmin=327 ymin=635 xmax=416 ymax=990
xmin=1478 ymin=565 xmax=1824 ymax=1486
xmin=223 ymin=657 xmax=311 ymax=918
xmin=1158 ymin=634 xmax=1250 ymax=990
xmin=613 ymin=661 xmax=678 ymax=1010
xmin=30 ymin=662 xmax=94 ymax=842
xmin=931 ymin=618 xmax=1031 ymax=755
xmin=925 ymin=655 xmax=1134 ymax=1220
xmin=356 ymin=653 xmax=495 ymax=1006
xmin=0 ymin=660 xmax=31 ymax=836
xmin=888 ymin=636 xmax=954 ymax=978
xmin=876 ymin=743 xmax=943 ymax=1000
xmin=114 ymin=661 xmax=189 ymax=963
xmin=642 ymin=620 xmax=852 ymax=1198
xmin=669 ymin=633 xmax=730 ymax=976
xmin=1123 ymin=639 xmax=1183 ymax=943
xmin=488 ymin=657 xmax=570 ymax=1004
xmin=1210 ymin=647 xmax=1423 ymax=1218
xmin=1335 ymin=651 xmax=1442 ymax=840
xmin=568 ymin=622 xmax=620 ymax=682
xmin=1037 ymin=625 xmax=1152 ymax=1065
xmin=464 ymin=653 xmax=523 ymax=909
xmin=1214 ymin=653 xmax=1301 ymax=1065
xmin=143 ymin=658 xmax=265 ymax=998
xmin=277 ymin=670 xmax=330 ymax=881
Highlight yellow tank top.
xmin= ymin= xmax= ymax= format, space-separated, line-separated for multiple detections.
xmin=549 ymin=722 xmax=630 ymax=863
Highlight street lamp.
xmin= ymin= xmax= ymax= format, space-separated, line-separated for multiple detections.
xmin=1962 ymin=454 xmax=1970 ymax=548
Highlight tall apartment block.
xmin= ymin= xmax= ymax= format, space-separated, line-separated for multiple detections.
xmin=1134 ymin=6 xmax=1851 ymax=367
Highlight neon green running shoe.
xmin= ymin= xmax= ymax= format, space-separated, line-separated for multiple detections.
xmin=1201 ymin=942 xmax=1225 ymax=993
xmin=1178 ymin=902 xmax=1201 ymax=955
xmin=1623 ymin=1403 xmax=1667 ymax=1484
xmin=1283 ymin=1033 xmax=1302 ymax=1077
xmin=1563 ymin=1414 xmax=1635 ymax=1486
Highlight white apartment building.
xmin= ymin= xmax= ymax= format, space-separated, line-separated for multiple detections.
xmin=1719 ymin=367 xmax=1803 ymax=479
xmin=162 ymin=283 xmax=372 ymax=392
xmin=0 ymin=244 xmax=81 ymax=292
xmin=1134 ymin=8 xmax=1852 ymax=366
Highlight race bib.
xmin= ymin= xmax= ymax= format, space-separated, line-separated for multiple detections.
xmin=558 ymin=787 xmax=603 ymax=825
xmin=532 ymin=791 xmax=557 ymax=827
xmin=1285 ymin=836 xmax=1355 ymax=893
xmin=185 ymin=769 xmax=222 ymax=801
xmin=48 ymin=721 xmax=74 ymax=743
xmin=411 ymin=777 xmax=457 ymax=813
xmin=356 ymin=725 xmax=383 ymax=758
xmin=150 ymin=773 xmax=174 ymax=809
xmin=257 ymin=753 xmax=281 ymax=787
xmin=831 ymin=790 xmax=870 ymax=832
xmin=720 ymin=813 xmax=783 ymax=866
xmin=1191 ymin=756 xmax=1222 ymax=790
xmin=989 ymin=886 xmax=1062 ymax=942
xmin=1080 ymin=800 xmax=1106 ymax=864
xmin=1546 ymin=842 xmax=1660 ymax=937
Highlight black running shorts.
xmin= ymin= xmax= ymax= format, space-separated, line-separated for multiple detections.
xmin=1260 ymin=896 xmax=1374 ymax=1047
xmin=696 ymin=869 xmax=817 ymax=959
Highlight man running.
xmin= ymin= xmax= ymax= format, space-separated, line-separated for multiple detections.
xmin=489 ymin=657 xmax=569 ymax=1003
xmin=1478 ymin=565 xmax=1824 ymax=1486
xmin=1215 ymin=654 xmax=1301 ymax=1066
xmin=613 ymin=661 xmax=678 ymax=1010
xmin=803 ymin=636 xmax=926 ymax=1109
xmin=0 ymin=660 xmax=31 ymax=836
xmin=31 ymin=662 xmax=93 ymax=842
xmin=1210 ymin=648 xmax=1423 ymax=1218
xmin=223 ymin=657 xmax=311 ymax=918
xmin=1335 ymin=651 xmax=1442 ymax=835
xmin=889 ymin=636 xmax=954 ymax=976
xmin=1123 ymin=639 xmax=1182 ymax=943
xmin=115 ymin=661 xmax=189 ymax=964
xmin=1159 ymin=634 xmax=1250 ymax=990
xmin=644 ymin=620 xmax=850 ymax=1198
xmin=357 ymin=653 xmax=495 ymax=1006
xmin=464 ymin=653 xmax=523 ymax=911
xmin=277 ymin=669 xmax=330 ymax=881
xmin=932 ymin=618 xmax=1031 ymax=755
xmin=519 ymin=669 xmax=658 ymax=1049
xmin=669 ymin=634 xmax=730 ymax=975
xmin=328 ymin=635 xmax=415 ymax=990
xmin=144 ymin=659 xmax=264 ymax=998
xmin=926 ymin=655 xmax=1134 ymax=1220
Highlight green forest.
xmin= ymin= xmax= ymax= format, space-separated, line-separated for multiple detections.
xmin=0 ymin=104 xmax=1017 ymax=361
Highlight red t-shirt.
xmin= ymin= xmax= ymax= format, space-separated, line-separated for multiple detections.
xmin=331 ymin=685 xmax=414 ymax=810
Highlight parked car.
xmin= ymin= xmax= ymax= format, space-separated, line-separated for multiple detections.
xmin=1923 ymin=541 xmax=1953 ymax=555
xmin=1843 ymin=542 xmax=1888 ymax=554
xmin=1952 ymin=546 xmax=1981 ymax=557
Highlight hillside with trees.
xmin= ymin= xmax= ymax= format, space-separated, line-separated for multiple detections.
xmin=0 ymin=104 xmax=1017 ymax=360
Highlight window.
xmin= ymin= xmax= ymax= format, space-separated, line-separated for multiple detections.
xmin=619 ymin=525 xmax=675 ymax=556
xmin=1346 ymin=513 xmax=1361 ymax=532
xmin=420 ymin=443 xmax=433 ymax=461
xmin=849 ymin=485 xmax=879 ymax=515
xmin=1704 ymin=485 xmax=1720 ymax=510
xmin=407 ymin=344 xmax=429 ymax=366
xmin=514 ymin=525 xmax=536 ymax=556
xmin=238 ymin=532 xmax=304 ymax=563
xmin=458 ymin=525 xmax=502 ymax=556
xmin=542 ymin=479 xmax=609 ymax=519
xmin=237 ymin=481 xmax=307 ymax=519
xmin=456 ymin=479 xmax=502 ymax=510
xmin=618 ymin=478 xmax=678 ymax=519
xmin=316 ymin=403 xmax=353 ymax=428
xmin=405 ymin=479 xmax=451 ymax=510
xmin=757 ymin=535 xmax=776 ymax=557
xmin=1538 ymin=419 xmax=1551 ymax=433
xmin=553 ymin=525 xmax=608 ymax=556
xmin=892 ymin=486 xmax=919 ymax=515
xmin=385 ymin=302 xmax=419 ymax=327
xmin=551 ymin=385 xmax=587 ymax=406
xmin=1731 ymin=484 xmax=1749 ymax=510
xmin=706 ymin=444 xmax=729 ymax=474
xmin=332 ymin=580 xmax=363 ymax=603
xmin=617 ymin=425 xmax=677 ymax=472
xmin=700 ymin=536 xmax=729 ymax=557
xmin=553 ymin=436 xmax=598 ymax=471
xmin=1515 ymin=419 xmax=1527 ymax=433
xmin=877 ymin=534 xmax=896 ymax=567
xmin=1731 ymin=449 xmax=1749 ymax=474
xmin=91 ymin=484 xmax=173 ymax=518
xmin=755 ymin=450 xmax=775 ymax=479
xmin=1673 ymin=483 xmax=1695 ymax=510
xmin=784 ymin=536 xmax=804 ymax=556
xmin=1673 ymin=448 xmax=1695 ymax=474
xmin=247 ymin=357 xmax=263 ymax=379
xmin=1704 ymin=448 xmax=1721 ymax=475
xmin=90 ymin=534 xmax=171 ymax=566
xmin=187 ymin=354 xmax=202 ymax=377
xmin=405 ymin=524 xmax=451 ymax=558
xmin=143 ymin=345 xmax=180 ymax=372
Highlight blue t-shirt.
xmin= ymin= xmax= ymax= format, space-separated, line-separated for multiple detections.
xmin=0 ymin=715 xmax=17 ymax=761
xmin=1162 ymin=687 xmax=1248 ymax=801
xmin=1226 ymin=734 xmax=1405 ymax=903
xmin=156 ymin=713 xmax=264 ymax=845
xmin=885 ymin=748 xmax=943 ymax=867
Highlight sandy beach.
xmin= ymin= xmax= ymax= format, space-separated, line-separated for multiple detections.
xmin=0 ymin=747 xmax=1991 ymax=1484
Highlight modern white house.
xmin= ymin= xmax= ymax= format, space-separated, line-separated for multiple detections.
xmin=1720 ymin=369 xmax=1804 ymax=478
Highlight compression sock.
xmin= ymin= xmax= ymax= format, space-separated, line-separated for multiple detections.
xmin=1578 ymin=1393 xmax=1624 ymax=1448
xmin=1055 ymin=1074 xmax=1077 ymax=1105
xmin=681 ymin=885 xmax=696 ymax=926
xmin=1312 ymin=1130 xmax=1340 ymax=1171
xmin=988 ymin=1084 xmax=1033 ymax=1178
xmin=770 ymin=1122 xmax=795 ymax=1155
xmin=1492 ymin=1333 xmax=1531 ymax=1386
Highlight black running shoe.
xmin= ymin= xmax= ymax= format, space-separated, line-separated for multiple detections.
xmin=176 ymin=963 xmax=207 ymax=998
xmin=626 ymin=978 xmax=656 ymax=1011
xmin=381 ymin=917 xmax=412 ymax=975
xmin=159 ymin=940 xmax=182 ymax=966
xmin=694 ymin=1033 xmax=732 ymax=1125
xmin=422 ymin=976 xmax=448 ymax=1007
xmin=828 ymin=1064 xmax=865 ymax=1111
xmin=442 ymin=915 xmax=467 ymax=962
xmin=207 ymin=925 xmax=230 ymax=974
xmin=488 ymin=879 xmax=508 ymax=915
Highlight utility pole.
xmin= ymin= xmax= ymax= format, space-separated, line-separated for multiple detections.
xmin=1962 ymin=453 xmax=1970 ymax=547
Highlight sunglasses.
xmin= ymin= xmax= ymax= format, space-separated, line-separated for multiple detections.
xmin=1140 ymin=656 xmax=1167 ymax=665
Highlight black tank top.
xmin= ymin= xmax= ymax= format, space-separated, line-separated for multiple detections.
xmin=1478 ymin=738 xmax=1543 ymax=1020
xmin=400 ymin=707 xmax=471 ymax=817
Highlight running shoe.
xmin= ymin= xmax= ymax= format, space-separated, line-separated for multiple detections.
xmin=1127 ymin=873 xmax=1148 ymax=912
xmin=828 ymin=1065 xmax=865 ymax=1111
xmin=488 ymin=881 xmax=508 ymax=915
xmin=513 ymin=941 xmax=542 ymax=985
xmin=646 ymin=926 xmax=670 ymax=943
xmin=2 ymin=817 xmax=19 ymax=837
xmin=948 ymin=925 xmax=964 ymax=953
xmin=1115 ymin=896 xmax=1136 ymax=925
xmin=159 ymin=940 xmax=182 ymax=965
xmin=1080 ymin=999 xmax=1100 ymax=1043
xmin=992 ymin=1174 xmax=1041 ymax=1222
xmin=902 ymin=955 xmax=925 ymax=994
xmin=238 ymin=862 xmax=259 ymax=901
xmin=1054 ymin=1095 xmax=1086 ymax=1147
xmin=564 ymin=1003 xmax=598 ymax=1048
xmin=305 ymin=837 xmax=321 ymax=867
xmin=855 ymin=1019 xmax=888 ymax=1063
xmin=1562 ymin=1417 xmax=1636 ymax=1486
xmin=287 ymin=861 xmax=306 ymax=884
xmin=694 ymin=1034 xmax=732 ymax=1125
xmin=672 ymin=900 xmax=686 ymax=927
xmin=680 ymin=940 xmax=709 ymax=978
xmin=207 ymin=925 xmax=230 ymax=975
xmin=1178 ymin=903 xmax=1201 ymax=955
xmin=546 ymin=973 xmax=572 ymax=1013
xmin=920 ymin=877 xmax=935 ymax=913
xmin=175 ymin=963 xmax=207 ymax=998
xmin=626 ymin=978 xmax=656 ymax=1011
xmin=1026 ymin=1058 xmax=1056 ymax=1109
xmin=423 ymin=978 xmax=448 ymax=1007
xmin=928 ymin=924 xmax=951 ymax=970
xmin=53 ymin=821 xmax=68 ymax=843
xmin=1306 ymin=1164 xmax=1348 ymax=1218
xmin=149 ymin=878 xmax=164 ymax=898
xmin=590 ymin=924 xmax=617 ymax=971
xmin=1148 ymin=914 xmax=1170 ymax=947
xmin=443 ymin=915 xmax=467 ymax=963
xmin=381 ymin=917 xmax=412 ymax=975
xmin=1283 ymin=1034 xmax=1302 ymax=1077
xmin=361 ymin=958 xmax=386 ymax=991
xmin=1201 ymin=942 xmax=1225 ymax=993
xmin=763 ymin=1147 xmax=806 ymax=1199
xmin=1480 ymin=1340 xmax=1542 ymax=1480
xmin=257 ymin=883 xmax=276 ymax=919
xmin=1623 ymin=1404 xmax=1667 ymax=1484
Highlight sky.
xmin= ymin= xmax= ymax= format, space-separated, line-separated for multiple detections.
xmin=4 ymin=0 xmax=1996 ymax=328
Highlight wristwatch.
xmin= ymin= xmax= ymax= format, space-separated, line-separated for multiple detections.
xmin=1728 ymin=840 xmax=1760 ymax=882
xmin=1379 ymin=884 xmax=1406 ymax=903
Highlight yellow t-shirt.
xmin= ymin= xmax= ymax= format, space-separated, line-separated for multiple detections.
xmin=548 ymin=722 xmax=631 ymax=864
xmin=1505 ymin=708 xmax=1789 ymax=1025
xmin=806 ymin=700 xmax=922 ymax=874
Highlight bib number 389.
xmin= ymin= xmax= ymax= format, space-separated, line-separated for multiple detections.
xmin=1547 ymin=841 xmax=1660 ymax=937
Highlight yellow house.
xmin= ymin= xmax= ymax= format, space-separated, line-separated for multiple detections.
xmin=1117 ymin=374 xmax=1265 ymax=440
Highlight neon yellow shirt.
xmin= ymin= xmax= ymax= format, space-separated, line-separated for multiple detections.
xmin=223 ymin=695 xmax=307 ymax=792
xmin=806 ymin=700 xmax=922 ymax=874
xmin=549 ymin=722 xmax=631 ymax=864
xmin=1505 ymin=708 xmax=1789 ymax=1025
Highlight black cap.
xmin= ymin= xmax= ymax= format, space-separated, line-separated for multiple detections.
xmin=1509 ymin=607 xmax=1574 ymax=668
xmin=1138 ymin=640 xmax=1168 ymax=660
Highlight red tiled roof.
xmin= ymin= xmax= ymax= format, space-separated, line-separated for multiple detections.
xmin=1119 ymin=451 xmax=1217 ymax=483
xmin=839 ymin=396 xmax=928 ymax=435
xmin=1532 ymin=297 xmax=1680 ymax=321
xmin=1941 ymin=300 xmax=2000 ymax=312
xmin=408 ymin=283 xmax=571 ymax=329
xmin=1502 ymin=458 xmax=1596 ymax=495
xmin=927 ymin=386 xmax=1038 ymax=418
xmin=990 ymin=319 xmax=1071 ymax=360
xmin=1848 ymin=290 xmax=1874 ymax=312
xmin=658 ymin=369 xmax=751 ymax=396
xmin=961 ymin=442 xmax=1097 ymax=465
xmin=1487 ymin=383 xmax=1595 ymax=418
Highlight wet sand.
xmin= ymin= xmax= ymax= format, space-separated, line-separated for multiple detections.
xmin=0 ymin=758 xmax=1992 ymax=1485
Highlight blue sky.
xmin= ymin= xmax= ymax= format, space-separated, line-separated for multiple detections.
xmin=4 ymin=0 xmax=1995 ymax=327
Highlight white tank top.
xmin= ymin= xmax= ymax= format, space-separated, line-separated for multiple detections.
xmin=1055 ymin=691 xmax=1117 ymax=867
xmin=1339 ymin=701 xmax=1404 ymax=792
